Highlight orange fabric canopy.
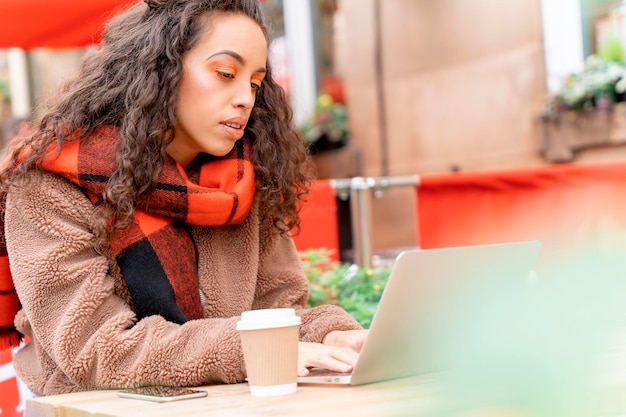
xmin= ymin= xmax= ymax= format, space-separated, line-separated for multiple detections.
xmin=0 ymin=0 xmax=268 ymax=50
xmin=0 ymin=0 xmax=139 ymax=49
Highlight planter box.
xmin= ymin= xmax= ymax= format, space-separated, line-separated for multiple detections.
xmin=540 ymin=102 xmax=626 ymax=162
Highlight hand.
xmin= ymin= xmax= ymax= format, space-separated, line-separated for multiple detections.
xmin=297 ymin=342 xmax=359 ymax=377
xmin=322 ymin=329 xmax=369 ymax=353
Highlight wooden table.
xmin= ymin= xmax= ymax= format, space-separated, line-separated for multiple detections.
xmin=28 ymin=371 xmax=626 ymax=417
xmin=26 ymin=375 xmax=445 ymax=417
xmin=28 ymin=331 xmax=626 ymax=417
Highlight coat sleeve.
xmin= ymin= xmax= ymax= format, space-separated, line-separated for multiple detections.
xmin=253 ymin=224 xmax=363 ymax=342
xmin=5 ymin=172 xmax=247 ymax=395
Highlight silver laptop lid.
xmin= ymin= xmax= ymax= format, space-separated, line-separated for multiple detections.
xmin=350 ymin=240 xmax=542 ymax=385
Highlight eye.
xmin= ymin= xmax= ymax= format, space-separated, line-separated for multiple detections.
xmin=251 ymin=75 xmax=265 ymax=93
xmin=218 ymin=71 xmax=235 ymax=79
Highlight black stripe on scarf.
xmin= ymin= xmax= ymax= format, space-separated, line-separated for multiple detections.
xmin=116 ymin=238 xmax=188 ymax=324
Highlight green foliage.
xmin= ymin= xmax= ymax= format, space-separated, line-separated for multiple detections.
xmin=300 ymin=248 xmax=391 ymax=329
xmin=543 ymin=54 xmax=626 ymax=117
xmin=599 ymin=10 xmax=626 ymax=64
xmin=299 ymin=93 xmax=349 ymax=144
xmin=600 ymin=35 xmax=626 ymax=63
xmin=543 ymin=32 xmax=626 ymax=118
xmin=0 ymin=79 xmax=9 ymax=102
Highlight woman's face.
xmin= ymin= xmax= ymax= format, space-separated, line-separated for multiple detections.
xmin=168 ymin=13 xmax=268 ymax=169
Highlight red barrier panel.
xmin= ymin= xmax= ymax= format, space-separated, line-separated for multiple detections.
xmin=292 ymin=179 xmax=340 ymax=262
xmin=0 ymin=350 xmax=21 ymax=417
xmin=0 ymin=378 xmax=21 ymax=417
xmin=416 ymin=160 xmax=626 ymax=260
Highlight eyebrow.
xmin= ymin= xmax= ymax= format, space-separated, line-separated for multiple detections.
xmin=207 ymin=49 xmax=267 ymax=74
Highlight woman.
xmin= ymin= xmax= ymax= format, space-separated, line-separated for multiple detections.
xmin=0 ymin=0 xmax=366 ymax=396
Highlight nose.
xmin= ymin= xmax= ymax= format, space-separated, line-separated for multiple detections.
xmin=232 ymin=80 xmax=256 ymax=109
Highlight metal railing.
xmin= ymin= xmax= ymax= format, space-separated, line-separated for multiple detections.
xmin=330 ymin=175 xmax=420 ymax=268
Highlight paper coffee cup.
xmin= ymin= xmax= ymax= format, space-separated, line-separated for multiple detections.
xmin=236 ymin=308 xmax=301 ymax=397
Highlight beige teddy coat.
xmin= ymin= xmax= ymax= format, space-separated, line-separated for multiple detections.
xmin=4 ymin=171 xmax=361 ymax=396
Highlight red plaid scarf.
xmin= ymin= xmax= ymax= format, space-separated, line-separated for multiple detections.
xmin=0 ymin=125 xmax=255 ymax=350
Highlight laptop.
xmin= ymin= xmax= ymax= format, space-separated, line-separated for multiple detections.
xmin=297 ymin=240 xmax=542 ymax=385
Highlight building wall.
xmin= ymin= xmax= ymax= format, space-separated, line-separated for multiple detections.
xmin=337 ymin=0 xmax=550 ymax=252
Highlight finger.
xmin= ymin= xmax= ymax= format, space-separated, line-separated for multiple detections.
xmin=299 ymin=345 xmax=359 ymax=373
xmin=301 ymin=355 xmax=353 ymax=374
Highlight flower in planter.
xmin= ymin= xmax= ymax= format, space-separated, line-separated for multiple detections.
xmin=299 ymin=94 xmax=349 ymax=151
xmin=542 ymin=54 xmax=626 ymax=119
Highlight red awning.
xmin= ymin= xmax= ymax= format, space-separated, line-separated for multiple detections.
xmin=0 ymin=0 xmax=139 ymax=50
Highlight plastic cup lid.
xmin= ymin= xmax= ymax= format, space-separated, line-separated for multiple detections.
xmin=236 ymin=308 xmax=301 ymax=331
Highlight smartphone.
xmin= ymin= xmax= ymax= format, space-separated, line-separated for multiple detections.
xmin=117 ymin=386 xmax=208 ymax=403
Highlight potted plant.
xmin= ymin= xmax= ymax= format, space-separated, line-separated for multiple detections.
xmin=539 ymin=48 xmax=626 ymax=162
xmin=542 ymin=34 xmax=626 ymax=120
xmin=299 ymin=93 xmax=349 ymax=154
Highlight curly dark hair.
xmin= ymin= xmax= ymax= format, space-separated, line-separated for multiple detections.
xmin=1 ymin=0 xmax=313 ymax=245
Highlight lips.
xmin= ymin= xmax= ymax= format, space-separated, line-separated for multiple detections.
xmin=221 ymin=117 xmax=247 ymax=140
xmin=222 ymin=117 xmax=247 ymax=129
